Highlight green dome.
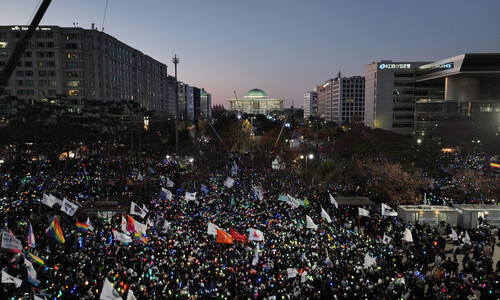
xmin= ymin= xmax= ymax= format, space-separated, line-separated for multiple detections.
xmin=244 ymin=88 xmax=267 ymax=98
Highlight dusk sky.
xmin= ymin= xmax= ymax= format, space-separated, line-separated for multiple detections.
xmin=2 ymin=0 xmax=500 ymax=108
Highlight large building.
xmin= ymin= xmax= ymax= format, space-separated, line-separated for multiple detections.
xmin=0 ymin=25 xmax=211 ymax=121
xmin=227 ymin=88 xmax=285 ymax=114
xmin=303 ymin=90 xmax=317 ymax=119
xmin=365 ymin=54 xmax=500 ymax=150
xmin=364 ymin=61 xmax=430 ymax=134
xmin=328 ymin=76 xmax=365 ymax=124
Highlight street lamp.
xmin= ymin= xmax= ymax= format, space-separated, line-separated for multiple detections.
xmin=173 ymin=54 xmax=179 ymax=155
xmin=301 ymin=153 xmax=314 ymax=171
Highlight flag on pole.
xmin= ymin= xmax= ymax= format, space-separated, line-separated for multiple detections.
xmin=248 ymin=228 xmax=264 ymax=241
xmin=27 ymin=223 xmax=35 ymax=248
xmin=25 ymin=259 xmax=40 ymax=286
xmin=60 ymin=198 xmax=79 ymax=217
xmin=1 ymin=270 xmax=23 ymax=288
xmin=87 ymin=217 xmax=94 ymax=231
xmin=382 ymin=234 xmax=392 ymax=245
xmin=100 ymin=278 xmax=123 ymax=300
xmin=134 ymin=220 xmax=147 ymax=235
xmin=463 ymin=231 xmax=471 ymax=244
xmin=329 ymin=193 xmax=338 ymax=209
xmin=112 ymin=229 xmax=132 ymax=245
xmin=381 ymin=203 xmax=398 ymax=217
xmin=321 ymin=207 xmax=332 ymax=223
xmin=224 ymin=177 xmax=235 ymax=188
xmin=201 ymin=184 xmax=210 ymax=195
xmin=301 ymin=271 xmax=308 ymax=283
xmin=403 ymin=228 xmax=413 ymax=243
xmin=159 ymin=188 xmax=172 ymax=201
xmin=136 ymin=174 xmax=143 ymax=181
xmin=76 ymin=221 xmax=89 ymax=232
xmin=184 ymin=192 xmax=197 ymax=202
xmin=141 ymin=204 xmax=149 ymax=213
xmin=166 ymin=178 xmax=175 ymax=188
xmin=285 ymin=194 xmax=300 ymax=209
xmin=287 ymin=268 xmax=299 ymax=279
xmin=363 ymin=253 xmax=377 ymax=269
xmin=207 ymin=222 xmax=219 ymax=236
xmin=358 ymin=207 xmax=370 ymax=217
xmin=231 ymin=163 xmax=238 ymax=176
xmin=24 ymin=250 xmax=44 ymax=266
xmin=42 ymin=193 xmax=55 ymax=208
xmin=306 ymin=215 xmax=318 ymax=230
xmin=46 ymin=218 xmax=65 ymax=244
xmin=251 ymin=242 xmax=260 ymax=266
xmin=130 ymin=202 xmax=146 ymax=218
xmin=450 ymin=228 xmax=458 ymax=241
xmin=230 ymin=228 xmax=246 ymax=243
xmin=1 ymin=231 xmax=23 ymax=253
xmin=216 ymin=228 xmax=233 ymax=244
xmin=253 ymin=185 xmax=263 ymax=201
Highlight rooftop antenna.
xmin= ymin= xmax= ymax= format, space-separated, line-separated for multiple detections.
xmin=101 ymin=0 xmax=109 ymax=31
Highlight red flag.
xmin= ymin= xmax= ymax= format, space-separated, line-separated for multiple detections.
xmin=230 ymin=228 xmax=246 ymax=243
xmin=125 ymin=214 xmax=135 ymax=232
xmin=216 ymin=228 xmax=233 ymax=244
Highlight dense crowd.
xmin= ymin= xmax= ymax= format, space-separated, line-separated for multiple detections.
xmin=1 ymin=153 xmax=499 ymax=300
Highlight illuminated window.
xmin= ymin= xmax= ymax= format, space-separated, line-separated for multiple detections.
xmin=68 ymin=90 xmax=80 ymax=96
xmin=0 ymin=42 xmax=7 ymax=48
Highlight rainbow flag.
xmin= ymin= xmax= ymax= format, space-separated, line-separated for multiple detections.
xmin=46 ymin=218 xmax=65 ymax=244
xmin=133 ymin=231 xmax=149 ymax=244
xmin=76 ymin=221 xmax=90 ymax=232
xmin=24 ymin=250 xmax=44 ymax=266
xmin=27 ymin=223 xmax=35 ymax=248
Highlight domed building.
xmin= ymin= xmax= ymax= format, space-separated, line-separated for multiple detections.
xmin=227 ymin=89 xmax=285 ymax=115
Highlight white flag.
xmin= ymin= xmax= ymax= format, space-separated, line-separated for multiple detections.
xmin=130 ymin=202 xmax=146 ymax=218
xmin=329 ymin=193 xmax=338 ymax=209
xmin=100 ymin=278 xmax=123 ymax=300
xmin=231 ymin=163 xmax=238 ymax=176
xmin=224 ymin=177 xmax=235 ymax=188
xmin=321 ymin=207 xmax=332 ymax=223
xmin=86 ymin=217 xmax=94 ymax=232
xmin=112 ymin=229 xmax=132 ymax=245
xmin=142 ymin=204 xmax=149 ymax=213
xmin=1 ymin=270 xmax=23 ymax=288
xmin=450 ymin=228 xmax=458 ymax=241
xmin=382 ymin=234 xmax=392 ymax=245
xmin=287 ymin=268 xmax=299 ymax=279
xmin=166 ymin=178 xmax=175 ymax=187
xmin=137 ymin=174 xmax=143 ymax=181
xmin=121 ymin=215 xmax=128 ymax=233
xmin=160 ymin=188 xmax=172 ymax=201
xmin=363 ymin=253 xmax=377 ymax=269
xmin=358 ymin=207 xmax=370 ymax=217
xmin=1 ymin=231 xmax=23 ymax=252
xmin=126 ymin=290 xmax=137 ymax=300
xmin=42 ymin=193 xmax=55 ymax=208
xmin=286 ymin=194 xmax=300 ymax=209
xmin=381 ymin=203 xmax=398 ymax=217
xmin=184 ymin=192 xmax=197 ymax=201
xmin=463 ymin=231 xmax=471 ymax=244
xmin=301 ymin=271 xmax=308 ymax=283
xmin=134 ymin=220 xmax=148 ymax=235
xmin=306 ymin=215 xmax=318 ymax=230
xmin=253 ymin=185 xmax=263 ymax=201
xmin=251 ymin=242 xmax=260 ymax=266
xmin=51 ymin=195 xmax=63 ymax=206
xmin=60 ymin=198 xmax=79 ymax=217
xmin=207 ymin=222 xmax=219 ymax=236
xmin=248 ymin=228 xmax=264 ymax=241
xmin=404 ymin=228 xmax=413 ymax=243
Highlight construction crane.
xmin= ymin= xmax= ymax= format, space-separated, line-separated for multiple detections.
xmin=0 ymin=0 xmax=52 ymax=89
xmin=274 ymin=105 xmax=294 ymax=149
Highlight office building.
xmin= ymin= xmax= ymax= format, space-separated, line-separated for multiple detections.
xmin=329 ymin=76 xmax=365 ymax=124
xmin=303 ymin=90 xmax=317 ymax=119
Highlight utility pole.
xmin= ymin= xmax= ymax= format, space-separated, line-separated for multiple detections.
xmin=173 ymin=54 xmax=179 ymax=155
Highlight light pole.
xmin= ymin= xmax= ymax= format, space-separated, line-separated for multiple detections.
xmin=173 ymin=54 xmax=179 ymax=155
xmin=300 ymin=153 xmax=314 ymax=171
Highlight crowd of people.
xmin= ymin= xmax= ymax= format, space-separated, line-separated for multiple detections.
xmin=1 ymin=153 xmax=499 ymax=299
